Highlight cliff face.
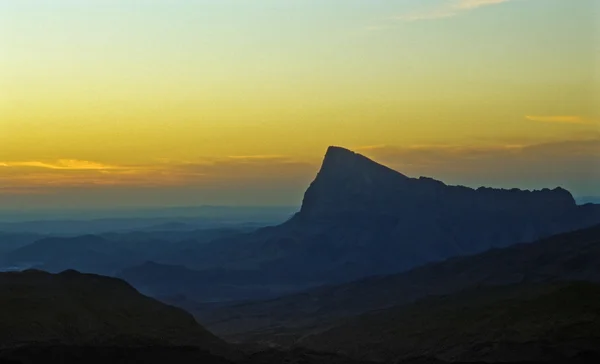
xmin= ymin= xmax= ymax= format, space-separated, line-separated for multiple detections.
xmin=299 ymin=146 xmax=576 ymax=221
xmin=283 ymin=146 xmax=594 ymax=279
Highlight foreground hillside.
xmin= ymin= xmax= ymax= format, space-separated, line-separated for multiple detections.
xmin=0 ymin=270 xmax=228 ymax=357
xmin=299 ymin=282 xmax=600 ymax=363
xmin=3 ymin=271 xmax=596 ymax=363
xmin=0 ymin=345 xmax=598 ymax=364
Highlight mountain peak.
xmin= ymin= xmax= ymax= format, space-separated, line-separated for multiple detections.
xmin=297 ymin=146 xmax=580 ymax=222
xmin=319 ymin=146 xmax=406 ymax=178
xmin=298 ymin=147 xmax=410 ymax=219
xmin=321 ymin=146 xmax=375 ymax=173
xmin=324 ymin=145 xmax=357 ymax=158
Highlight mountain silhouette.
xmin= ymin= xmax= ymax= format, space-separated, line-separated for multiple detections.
xmin=0 ymin=269 xmax=229 ymax=357
xmin=300 ymin=146 xmax=577 ymax=221
xmin=280 ymin=146 xmax=596 ymax=278
xmin=118 ymin=146 xmax=600 ymax=301
xmin=6 ymin=147 xmax=600 ymax=304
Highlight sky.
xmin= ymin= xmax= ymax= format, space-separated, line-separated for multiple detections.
xmin=1 ymin=0 xmax=599 ymax=209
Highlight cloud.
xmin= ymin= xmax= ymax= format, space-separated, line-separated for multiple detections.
xmin=2 ymin=137 xmax=599 ymax=198
xmin=0 ymin=159 xmax=122 ymax=170
xmin=227 ymin=155 xmax=288 ymax=161
xmin=0 ymin=156 xmax=315 ymax=192
xmin=357 ymin=139 xmax=600 ymax=193
xmin=354 ymin=144 xmax=388 ymax=151
xmin=396 ymin=0 xmax=520 ymax=22
xmin=395 ymin=9 xmax=457 ymax=22
xmin=456 ymin=0 xmax=511 ymax=10
xmin=525 ymin=115 xmax=599 ymax=125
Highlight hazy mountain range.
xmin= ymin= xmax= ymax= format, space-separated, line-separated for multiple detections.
xmin=119 ymin=146 xmax=600 ymax=301
xmin=2 ymin=146 xmax=600 ymax=363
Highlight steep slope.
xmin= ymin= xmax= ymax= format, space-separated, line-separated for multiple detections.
xmin=196 ymin=224 xmax=600 ymax=341
xmin=0 ymin=269 xmax=229 ymax=357
xmin=299 ymin=282 xmax=600 ymax=362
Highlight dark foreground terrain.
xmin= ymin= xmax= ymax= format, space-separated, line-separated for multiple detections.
xmin=2 ymin=270 xmax=600 ymax=363
xmin=1 ymin=346 xmax=599 ymax=364
xmin=299 ymin=282 xmax=600 ymax=362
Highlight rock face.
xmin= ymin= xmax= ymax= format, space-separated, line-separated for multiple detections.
xmin=301 ymin=146 xmax=577 ymax=221
xmin=286 ymin=146 xmax=599 ymax=278
xmin=0 ymin=270 xmax=228 ymax=356
xmin=300 ymin=146 xmax=412 ymax=219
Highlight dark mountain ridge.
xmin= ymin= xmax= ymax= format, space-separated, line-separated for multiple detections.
xmin=0 ymin=269 xmax=229 ymax=357
xmin=299 ymin=146 xmax=576 ymax=220
xmin=195 ymin=223 xmax=600 ymax=342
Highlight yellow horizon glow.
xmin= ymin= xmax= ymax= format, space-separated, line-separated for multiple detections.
xmin=1 ymin=0 xmax=599 ymax=207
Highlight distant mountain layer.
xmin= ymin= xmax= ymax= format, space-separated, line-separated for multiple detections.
xmin=196 ymin=223 xmax=600 ymax=341
xmin=0 ymin=270 xmax=229 ymax=357
xmin=117 ymin=261 xmax=313 ymax=302
xmin=0 ymin=233 xmax=45 ymax=256
xmin=577 ymin=196 xmax=600 ymax=205
xmin=299 ymin=282 xmax=600 ymax=363
xmin=0 ymin=206 xmax=296 ymax=230
xmin=0 ymin=228 xmax=249 ymax=276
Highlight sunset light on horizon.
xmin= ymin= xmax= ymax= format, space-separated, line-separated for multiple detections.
xmin=1 ymin=0 xmax=599 ymax=208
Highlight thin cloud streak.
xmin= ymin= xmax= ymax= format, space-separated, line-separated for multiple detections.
xmin=0 ymin=156 xmax=315 ymax=192
xmin=525 ymin=115 xmax=599 ymax=125
xmin=395 ymin=10 xmax=457 ymax=22
xmin=358 ymin=138 xmax=600 ymax=194
xmin=396 ymin=0 xmax=520 ymax=22
xmin=1 ymin=137 xmax=598 ymax=198
xmin=227 ymin=155 xmax=288 ymax=161
xmin=0 ymin=160 xmax=123 ymax=171
xmin=457 ymin=0 xmax=511 ymax=10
